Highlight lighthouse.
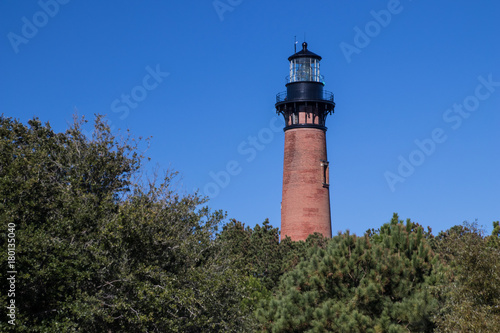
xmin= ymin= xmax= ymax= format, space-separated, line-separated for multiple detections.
xmin=276 ymin=42 xmax=335 ymax=241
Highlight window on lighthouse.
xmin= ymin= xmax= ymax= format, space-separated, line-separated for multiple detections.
xmin=289 ymin=58 xmax=320 ymax=82
xmin=321 ymin=160 xmax=329 ymax=188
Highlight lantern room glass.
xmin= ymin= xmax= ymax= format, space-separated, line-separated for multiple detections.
xmin=289 ymin=57 xmax=321 ymax=83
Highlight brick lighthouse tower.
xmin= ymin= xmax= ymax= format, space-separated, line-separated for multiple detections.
xmin=276 ymin=42 xmax=335 ymax=241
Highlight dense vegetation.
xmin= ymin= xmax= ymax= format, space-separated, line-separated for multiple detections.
xmin=1 ymin=115 xmax=499 ymax=332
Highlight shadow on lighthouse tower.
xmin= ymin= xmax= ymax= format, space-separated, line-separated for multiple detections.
xmin=276 ymin=42 xmax=335 ymax=241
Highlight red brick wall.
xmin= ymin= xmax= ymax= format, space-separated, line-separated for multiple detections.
xmin=281 ymin=127 xmax=332 ymax=241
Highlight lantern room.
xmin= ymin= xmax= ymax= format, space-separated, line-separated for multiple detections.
xmin=288 ymin=42 xmax=323 ymax=83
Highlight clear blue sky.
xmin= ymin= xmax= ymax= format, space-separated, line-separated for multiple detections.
xmin=2 ymin=0 xmax=499 ymax=236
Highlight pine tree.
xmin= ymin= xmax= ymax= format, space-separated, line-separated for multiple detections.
xmin=257 ymin=214 xmax=443 ymax=332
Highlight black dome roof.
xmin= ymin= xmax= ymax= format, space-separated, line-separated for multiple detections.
xmin=288 ymin=42 xmax=322 ymax=61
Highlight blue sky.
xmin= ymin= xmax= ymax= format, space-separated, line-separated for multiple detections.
xmin=1 ymin=0 xmax=499 ymax=236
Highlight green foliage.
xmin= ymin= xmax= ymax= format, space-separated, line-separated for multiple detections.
xmin=1 ymin=115 xmax=139 ymax=331
xmin=433 ymin=221 xmax=500 ymax=332
xmin=486 ymin=221 xmax=500 ymax=248
xmin=218 ymin=220 xmax=329 ymax=295
xmin=0 ymin=115 xmax=253 ymax=332
xmin=257 ymin=215 xmax=443 ymax=332
xmin=218 ymin=218 xmax=283 ymax=292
